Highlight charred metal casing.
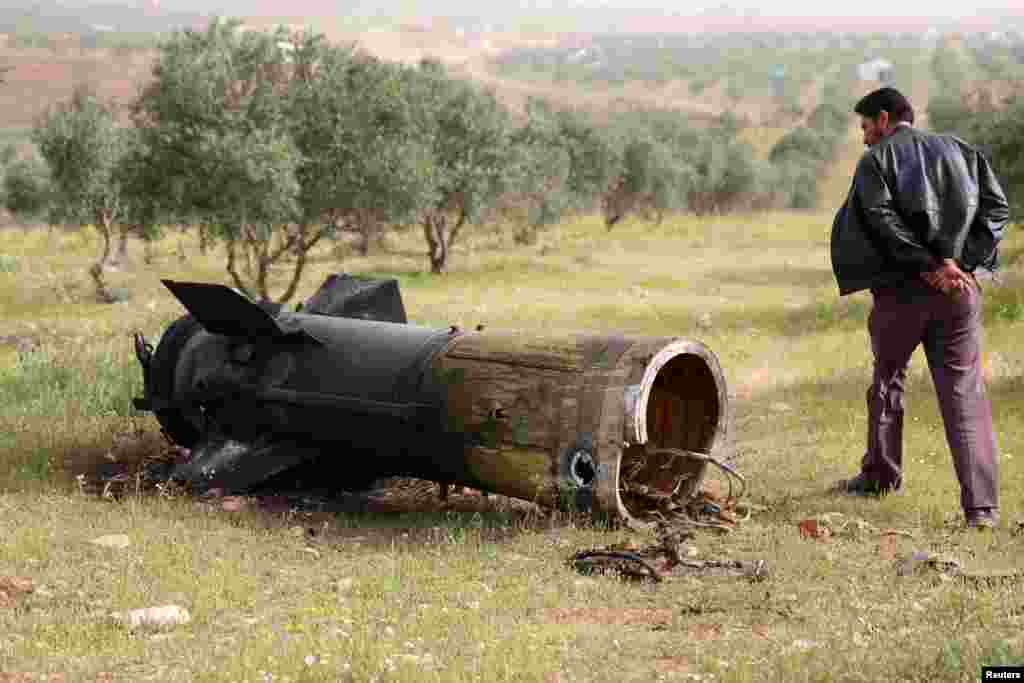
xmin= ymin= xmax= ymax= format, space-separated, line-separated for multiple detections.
xmin=134 ymin=276 xmax=729 ymax=526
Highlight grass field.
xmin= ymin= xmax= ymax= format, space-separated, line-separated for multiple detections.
xmin=1 ymin=195 xmax=1023 ymax=682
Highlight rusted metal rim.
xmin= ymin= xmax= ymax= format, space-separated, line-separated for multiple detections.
xmin=625 ymin=339 xmax=727 ymax=447
xmin=605 ymin=339 xmax=730 ymax=529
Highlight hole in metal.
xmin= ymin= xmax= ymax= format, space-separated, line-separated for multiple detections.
xmin=570 ymin=450 xmax=596 ymax=487
xmin=620 ymin=351 xmax=723 ymax=522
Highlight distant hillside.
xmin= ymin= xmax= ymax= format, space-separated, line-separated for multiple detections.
xmin=129 ymin=1 xmax=1024 ymax=35
xmin=0 ymin=0 xmax=207 ymax=35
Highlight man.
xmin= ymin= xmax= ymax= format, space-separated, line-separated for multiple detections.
xmin=829 ymin=87 xmax=1010 ymax=529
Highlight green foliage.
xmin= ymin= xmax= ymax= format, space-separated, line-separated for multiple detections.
xmin=769 ymin=127 xmax=834 ymax=165
xmin=31 ymin=88 xmax=129 ymax=230
xmin=989 ymin=296 xmax=1024 ymax=323
xmin=555 ymin=107 xmax=618 ymax=208
xmin=766 ymin=103 xmax=849 ymax=210
xmin=137 ymin=20 xmax=302 ymax=229
xmin=0 ymin=348 xmax=141 ymax=419
xmin=291 ymin=48 xmax=435 ymax=230
xmin=926 ymin=94 xmax=972 ymax=136
xmin=931 ymin=44 xmax=968 ymax=92
xmin=14 ymin=450 xmax=51 ymax=482
xmin=504 ymin=98 xmax=575 ymax=237
xmin=807 ymin=102 xmax=850 ymax=136
xmin=601 ymin=110 xmax=698 ymax=226
xmin=414 ymin=59 xmax=514 ymax=271
xmin=0 ymin=254 xmax=19 ymax=273
xmin=0 ymin=143 xmax=18 ymax=166
xmin=766 ymin=160 xmax=820 ymax=210
xmin=966 ymin=96 xmax=1024 ymax=217
xmin=931 ymin=92 xmax=1024 ymax=218
xmin=31 ymin=87 xmax=143 ymax=302
xmin=8 ymin=33 xmax=54 ymax=50
xmin=2 ymin=155 xmax=51 ymax=219
xmin=686 ymin=122 xmax=760 ymax=215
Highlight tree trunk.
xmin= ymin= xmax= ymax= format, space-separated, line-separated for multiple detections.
xmin=177 ymin=224 xmax=189 ymax=263
xmin=513 ymin=226 xmax=538 ymax=246
xmin=423 ymin=215 xmax=448 ymax=274
xmin=90 ymin=216 xmax=115 ymax=303
xmin=110 ymin=225 xmax=130 ymax=268
xmin=277 ymin=224 xmax=324 ymax=304
xmin=198 ymin=224 xmax=209 ymax=256
xmin=256 ymin=236 xmax=270 ymax=303
xmin=225 ymin=235 xmax=255 ymax=301
xmin=355 ymin=225 xmax=371 ymax=257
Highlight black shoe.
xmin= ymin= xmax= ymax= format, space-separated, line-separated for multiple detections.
xmin=831 ymin=473 xmax=893 ymax=498
xmin=965 ymin=508 xmax=999 ymax=530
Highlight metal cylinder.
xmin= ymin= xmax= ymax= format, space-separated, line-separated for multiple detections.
xmin=135 ymin=278 xmax=729 ymax=527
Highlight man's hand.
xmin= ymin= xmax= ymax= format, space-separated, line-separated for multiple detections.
xmin=921 ymin=259 xmax=971 ymax=297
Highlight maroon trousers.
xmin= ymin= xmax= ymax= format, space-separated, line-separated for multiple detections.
xmin=862 ymin=276 xmax=999 ymax=512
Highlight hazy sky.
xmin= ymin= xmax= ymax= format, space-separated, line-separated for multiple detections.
xmin=689 ymin=1 xmax=1018 ymax=17
xmin=143 ymin=0 xmax=1024 ymax=23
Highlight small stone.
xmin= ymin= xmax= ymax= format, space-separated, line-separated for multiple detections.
xmin=221 ymin=496 xmax=246 ymax=512
xmin=696 ymin=312 xmax=713 ymax=330
xmin=289 ymin=526 xmax=304 ymax=537
xmin=770 ymin=402 xmax=793 ymax=413
xmin=302 ymin=547 xmax=321 ymax=559
xmin=112 ymin=605 xmax=191 ymax=631
xmin=89 ymin=534 xmax=131 ymax=550
xmin=335 ymin=578 xmax=355 ymax=593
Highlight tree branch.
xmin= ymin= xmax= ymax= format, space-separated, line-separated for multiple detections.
xmin=267 ymin=226 xmax=301 ymax=263
xmin=226 ymin=235 xmax=255 ymax=300
xmin=278 ymin=224 xmax=325 ymax=304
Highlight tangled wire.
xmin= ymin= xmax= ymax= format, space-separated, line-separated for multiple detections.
xmin=618 ymin=447 xmax=749 ymax=532
xmin=568 ymin=446 xmax=766 ymax=583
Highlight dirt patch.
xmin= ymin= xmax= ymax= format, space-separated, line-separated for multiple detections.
xmin=733 ymin=366 xmax=799 ymax=400
xmin=685 ymin=623 xmax=723 ymax=640
xmin=653 ymin=656 xmax=692 ymax=674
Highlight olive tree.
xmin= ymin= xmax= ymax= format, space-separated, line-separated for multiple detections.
xmin=602 ymin=110 xmax=696 ymax=227
xmin=504 ymin=98 xmax=574 ymax=245
xmin=134 ymin=19 xmax=307 ymax=302
xmin=969 ymin=96 xmax=1024 ymax=217
xmin=2 ymin=154 xmax=51 ymax=220
xmin=289 ymin=43 xmax=437 ymax=263
xmin=32 ymin=88 xmax=135 ymax=301
xmin=414 ymin=59 xmax=513 ymax=273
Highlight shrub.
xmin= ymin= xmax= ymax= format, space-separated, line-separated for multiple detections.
xmin=769 ymin=127 xmax=834 ymax=165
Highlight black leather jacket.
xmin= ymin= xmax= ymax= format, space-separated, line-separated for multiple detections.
xmin=831 ymin=125 xmax=1010 ymax=296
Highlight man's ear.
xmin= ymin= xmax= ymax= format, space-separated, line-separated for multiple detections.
xmin=878 ymin=110 xmax=890 ymax=130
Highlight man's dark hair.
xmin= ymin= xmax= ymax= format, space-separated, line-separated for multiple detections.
xmin=854 ymin=87 xmax=915 ymax=124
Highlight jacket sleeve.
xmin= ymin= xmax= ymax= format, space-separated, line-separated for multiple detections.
xmin=972 ymin=152 xmax=1010 ymax=250
xmin=853 ymin=153 xmax=935 ymax=271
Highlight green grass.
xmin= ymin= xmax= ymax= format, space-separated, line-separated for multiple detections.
xmin=1 ymin=211 xmax=1023 ymax=681
xmin=0 ymin=254 xmax=19 ymax=273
